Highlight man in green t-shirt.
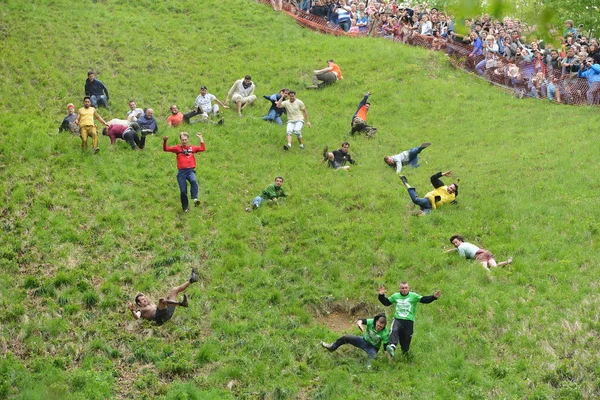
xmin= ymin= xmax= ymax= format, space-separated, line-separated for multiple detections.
xmin=378 ymin=282 xmax=441 ymax=356
xmin=321 ymin=314 xmax=392 ymax=367
xmin=246 ymin=176 xmax=287 ymax=212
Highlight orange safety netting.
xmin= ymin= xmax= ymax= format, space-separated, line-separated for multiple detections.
xmin=258 ymin=0 xmax=597 ymax=106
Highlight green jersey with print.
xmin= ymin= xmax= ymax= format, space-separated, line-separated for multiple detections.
xmin=363 ymin=318 xmax=390 ymax=349
xmin=387 ymin=292 xmax=422 ymax=321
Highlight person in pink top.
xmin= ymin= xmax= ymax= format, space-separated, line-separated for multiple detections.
xmin=163 ymin=132 xmax=206 ymax=212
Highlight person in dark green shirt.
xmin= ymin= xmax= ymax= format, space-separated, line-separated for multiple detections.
xmin=378 ymin=282 xmax=441 ymax=356
xmin=246 ymin=176 xmax=287 ymax=211
xmin=321 ymin=314 xmax=392 ymax=367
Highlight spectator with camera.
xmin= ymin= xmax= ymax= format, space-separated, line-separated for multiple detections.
xmin=578 ymin=57 xmax=600 ymax=105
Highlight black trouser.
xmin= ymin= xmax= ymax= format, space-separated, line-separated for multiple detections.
xmin=389 ymin=318 xmax=414 ymax=354
xmin=123 ymin=128 xmax=145 ymax=150
xmin=183 ymin=109 xmax=202 ymax=123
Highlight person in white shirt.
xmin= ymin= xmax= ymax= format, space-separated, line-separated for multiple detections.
xmin=446 ymin=235 xmax=513 ymax=271
xmin=225 ymin=75 xmax=257 ymax=117
xmin=183 ymin=86 xmax=227 ymax=124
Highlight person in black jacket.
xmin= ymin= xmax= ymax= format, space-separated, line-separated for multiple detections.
xmin=261 ymin=88 xmax=288 ymax=125
xmin=322 ymin=142 xmax=356 ymax=171
xmin=84 ymin=71 xmax=110 ymax=110
xmin=377 ymin=282 xmax=441 ymax=356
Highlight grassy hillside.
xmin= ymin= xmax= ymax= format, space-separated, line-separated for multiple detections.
xmin=1 ymin=0 xmax=599 ymax=399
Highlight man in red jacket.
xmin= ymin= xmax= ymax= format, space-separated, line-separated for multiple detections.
xmin=163 ymin=132 xmax=206 ymax=212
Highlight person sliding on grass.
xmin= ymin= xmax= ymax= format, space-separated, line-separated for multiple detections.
xmin=399 ymin=171 xmax=458 ymax=216
xmin=246 ymin=176 xmax=286 ymax=212
xmin=128 ymin=268 xmax=199 ymax=325
xmin=163 ymin=132 xmax=206 ymax=213
xmin=384 ymin=142 xmax=431 ymax=173
xmin=321 ymin=314 xmax=392 ymax=368
xmin=446 ymin=235 xmax=513 ymax=271
xmin=378 ymin=282 xmax=441 ymax=356
xmin=308 ymin=59 xmax=343 ymax=89
xmin=322 ymin=142 xmax=356 ymax=171
xmin=349 ymin=92 xmax=377 ymax=138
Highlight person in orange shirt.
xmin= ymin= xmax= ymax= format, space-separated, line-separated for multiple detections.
xmin=167 ymin=105 xmax=184 ymax=127
xmin=349 ymin=92 xmax=377 ymax=137
xmin=308 ymin=59 xmax=343 ymax=89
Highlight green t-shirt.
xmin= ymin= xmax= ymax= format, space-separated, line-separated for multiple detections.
xmin=260 ymin=183 xmax=286 ymax=200
xmin=387 ymin=292 xmax=423 ymax=321
xmin=363 ymin=318 xmax=389 ymax=349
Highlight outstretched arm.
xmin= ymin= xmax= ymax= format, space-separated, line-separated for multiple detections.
xmin=214 ymin=98 xmax=229 ymax=108
xmin=357 ymin=319 xmax=366 ymax=333
xmin=420 ymin=290 xmax=441 ymax=304
xmin=430 ymin=170 xmax=452 ymax=189
xmin=378 ymin=285 xmax=392 ymax=306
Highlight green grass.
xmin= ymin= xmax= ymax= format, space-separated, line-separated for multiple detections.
xmin=1 ymin=0 xmax=600 ymax=398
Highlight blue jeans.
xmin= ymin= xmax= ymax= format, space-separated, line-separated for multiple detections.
xmin=587 ymin=81 xmax=600 ymax=105
xmin=91 ymin=95 xmax=108 ymax=108
xmin=262 ymin=109 xmax=283 ymax=125
xmin=338 ymin=20 xmax=351 ymax=32
xmin=407 ymin=187 xmax=432 ymax=212
xmin=328 ymin=335 xmax=379 ymax=359
xmin=177 ymin=168 xmax=198 ymax=210
xmin=252 ymin=196 xmax=264 ymax=208
xmin=407 ymin=146 xmax=424 ymax=167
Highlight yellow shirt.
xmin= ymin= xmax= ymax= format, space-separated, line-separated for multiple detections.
xmin=425 ymin=186 xmax=455 ymax=210
xmin=78 ymin=107 xmax=96 ymax=126
xmin=281 ymin=99 xmax=306 ymax=121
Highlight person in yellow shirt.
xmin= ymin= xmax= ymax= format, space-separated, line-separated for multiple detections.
xmin=75 ymin=96 xmax=108 ymax=154
xmin=399 ymin=171 xmax=458 ymax=215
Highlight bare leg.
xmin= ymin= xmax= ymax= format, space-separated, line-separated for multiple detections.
xmin=237 ymin=101 xmax=242 ymax=116
xmin=495 ymin=257 xmax=513 ymax=268
xmin=286 ymin=134 xmax=292 ymax=146
xmin=166 ymin=280 xmax=191 ymax=302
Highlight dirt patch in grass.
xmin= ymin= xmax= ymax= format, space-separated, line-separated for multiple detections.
xmin=318 ymin=311 xmax=354 ymax=332
xmin=316 ymin=301 xmax=381 ymax=332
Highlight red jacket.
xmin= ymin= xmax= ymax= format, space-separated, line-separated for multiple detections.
xmin=163 ymin=142 xmax=206 ymax=169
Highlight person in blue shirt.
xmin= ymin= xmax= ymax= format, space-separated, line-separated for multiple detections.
xmin=261 ymin=89 xmax=288 ymax=125
xmin=84 ymin=71 xmax=110 ymax=110
xmin=577 ymin=57 xmax=600 ymax=105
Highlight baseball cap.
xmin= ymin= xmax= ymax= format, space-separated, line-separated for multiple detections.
xmin=67 ymin=103 xmax=75 ymax=109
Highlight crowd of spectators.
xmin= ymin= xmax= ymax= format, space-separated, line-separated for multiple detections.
xmin=297 ymin=0 xmax=600 ymax=105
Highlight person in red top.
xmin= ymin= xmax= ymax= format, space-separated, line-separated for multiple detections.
xmin=163 ymin=132 xmax=206 ymax=212
xmin=349 ymin=92 xmax=377 ymax=137
xmin=102 ymin=122 xmax=145 ymax=150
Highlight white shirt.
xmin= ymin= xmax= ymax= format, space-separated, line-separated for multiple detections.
xmin=194 ymin=94 xmax=217 ymax=112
